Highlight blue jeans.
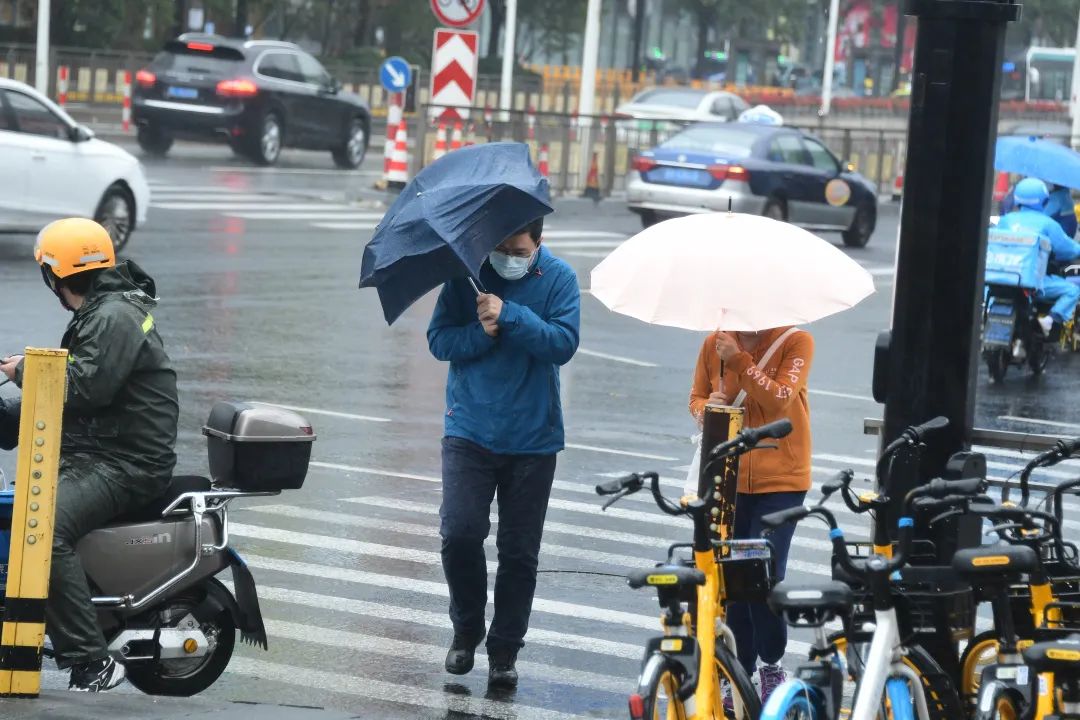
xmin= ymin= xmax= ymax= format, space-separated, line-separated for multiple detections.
xmin=439 ymin=436 xmax=556 ymax=652
xmin=1038 ymin=275 xmax=1080 ymax=324
xmin=727 ymin=490 xmax=806 ymax=674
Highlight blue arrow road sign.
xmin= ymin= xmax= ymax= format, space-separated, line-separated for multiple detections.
xmin=380 ymin=57 xmax=412 ymax=92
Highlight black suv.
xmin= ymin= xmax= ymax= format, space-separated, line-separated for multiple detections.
xmin=132 ymin=34 xmax=370 ymax=168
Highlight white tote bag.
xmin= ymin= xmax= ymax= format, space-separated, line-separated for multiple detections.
xmin=683 ymin=328 xmax=800 ymax=496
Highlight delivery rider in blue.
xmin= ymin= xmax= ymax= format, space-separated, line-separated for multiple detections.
xmin=997 ymin=178 xmax=1080 ymax=336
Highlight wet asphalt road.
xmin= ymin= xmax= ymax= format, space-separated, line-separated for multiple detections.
xmin=2 ymin=140 xmax=1080 ymax=719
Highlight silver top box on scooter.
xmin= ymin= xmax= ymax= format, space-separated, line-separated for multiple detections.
xmin=203 ymin=401 xmax=316 ymax=491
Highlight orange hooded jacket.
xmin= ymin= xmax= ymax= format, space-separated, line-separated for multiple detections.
xmin=689 ymin=327 xmax=814 ymax=494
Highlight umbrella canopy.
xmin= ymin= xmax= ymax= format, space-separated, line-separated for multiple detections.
xmin=994 ymin=135 xmax=1080 ymax=191
xmin=359 ymin=142 xmax=553 ymax=324
xmin=590 ymin=212 xmax=875 ymax=332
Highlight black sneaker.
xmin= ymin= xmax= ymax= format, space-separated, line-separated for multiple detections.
xmin=445 ymin=633 xmax=483 ymax=675
xmin=69 ymin=657 xmax=125 ymax=692
xmin=488 ymin=648 xmax=519 ymax=689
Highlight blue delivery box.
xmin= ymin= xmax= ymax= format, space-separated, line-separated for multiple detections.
xmin=0 ymin=489 xmax=12 ymax=586
xmin=985 ymin=228 xmax=1052 ymax=290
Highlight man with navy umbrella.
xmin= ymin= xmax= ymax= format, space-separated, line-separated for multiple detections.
xmin=427 ymin=214 xmax=580 ymax=689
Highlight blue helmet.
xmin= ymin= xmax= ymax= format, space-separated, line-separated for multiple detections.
xmin=1014 ymin=177 xmax=1049 ymax=209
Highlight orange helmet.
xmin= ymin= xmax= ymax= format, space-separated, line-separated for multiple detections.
xmin=34 ymin=218 xmax=115 ymax=279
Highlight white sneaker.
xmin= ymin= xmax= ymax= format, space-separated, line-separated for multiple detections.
xmin=1038 ymin=315 xmax=1054 ymax=337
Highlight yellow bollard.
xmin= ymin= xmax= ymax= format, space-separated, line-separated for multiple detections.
xmin=0 ymin=349 xmax=67 ymax=698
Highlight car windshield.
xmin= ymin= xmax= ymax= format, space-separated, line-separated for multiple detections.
xmin=632 ymin=89 xmax=706 ymax=109
xmin=153 ymin=44 xmax=245 ymax=76
xmin=660 ymin=126 xmax=756 ymax=157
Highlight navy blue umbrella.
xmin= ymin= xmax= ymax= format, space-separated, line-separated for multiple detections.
xmin=359 ymin=142 xmax=553 ymax=324
xmin=995 ymin=135 xmax=1080 ymax=190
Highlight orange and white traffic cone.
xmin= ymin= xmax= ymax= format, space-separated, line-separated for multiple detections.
xmin=537 ymin=143 xmax=550 ymax=178
xmin=582 ymin=151 xmax=601 ymax=202
xmin=121 ymin=71 xmax=132 ymax=132
xmin=527 ymin=106 xmax=537 ymax=141
xmin=450 ymin=121 xmax=463 ymax=151
xmin=387 ymin=120 xmax=409 ymax=190
xmin=57 ymin=65 xmax=69 ymax=107
xmin=433 ymin=122 xmax=448 ymax=161
xmin=465 ymin=122 xmax=477 ymax=147
xmin=377 ymin=93 xmax=403 ymax=189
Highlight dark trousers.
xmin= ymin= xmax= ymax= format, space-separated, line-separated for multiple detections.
xmin=728 ymin=490 xmax=806 ymax=674
xmin=439 ymin=436 xmax=556 ymax=653
xmin=48 ymin=455 xmax=143 ymax=669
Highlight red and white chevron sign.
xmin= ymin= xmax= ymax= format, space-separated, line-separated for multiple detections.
xmin=430 ymin=29 xmax=478 ymax=121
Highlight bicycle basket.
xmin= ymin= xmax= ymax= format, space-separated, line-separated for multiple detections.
xmin=838 ymin=542 xmax=976 ymax=643
xmin=717 ymin=539 xmax=774 ymax=604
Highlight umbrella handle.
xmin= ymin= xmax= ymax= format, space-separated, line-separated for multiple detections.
xmin=467 ymin=277 xmax=486 ymax=296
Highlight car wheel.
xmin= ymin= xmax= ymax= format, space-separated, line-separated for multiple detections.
xmin=762 ymin=198 xmax=786 ymax=221
xmin=250 ymin=112 xmax=283 ymax=166
xmin=94 ymin=185 xmax=135 ymax=253
xmin=639 ymin=210 xmax=659 ymax=228
xmin=843 ymin=202 xmax=876 ymax=248
xmin=332 ymin=117 xmax=368 ymax=169
xmin=136 ymin=125 xmax=173 ymax=157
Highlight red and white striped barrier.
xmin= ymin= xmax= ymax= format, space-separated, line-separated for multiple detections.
xmin=450 ymin=121 xmax=463 ymax=151
xmin=121 ymin=71 xmax=132 ymax=132
xmin=383 ymin=92 xmax=403 ymax=177
xmin=387 ymin=120 xmax=409 ymax=188
xmin=537 ymin=143 xmax=550 ymax=178
xmin=433 ymin=122 xmax=448 ymax=161
xmin=56 ymin=66 xmax=69 ymax=107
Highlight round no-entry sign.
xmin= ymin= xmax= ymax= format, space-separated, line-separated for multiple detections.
xmin=430 ymin=0 xmax=485 ymax=28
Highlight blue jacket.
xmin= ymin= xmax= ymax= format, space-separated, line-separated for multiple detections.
xmin=428 ymin=245 xmax=581 ymax=455
xmin=1046 ymin=187 xmax=1078 ymax=238
xmin=998 ymin=207 xmax=1080 ymax=264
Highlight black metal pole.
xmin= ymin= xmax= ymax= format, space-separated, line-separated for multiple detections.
xmin=631 ymin=0 xmax=647 ymax=82
xmin=173 ymin=0 xmax=187 ymax=38
xmin=235 ymin=0 xmax=248 ymax=37
xmin=873 ymin=0 xmax=1018 ymax=676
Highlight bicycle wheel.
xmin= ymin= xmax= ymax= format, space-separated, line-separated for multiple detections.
xmin=960 ymin=631 xmax=999 ymax=704
xmin=634 ymin=653 xmax=688 ymax=720
xmin=761 ymin=680 xmax=823 ymax=720
xmin=973 ymin=685 xmax=1024 ymax=720
xmin=831 ymin=632 xmax=963 ymax=720
xmin=714 ymin=640 xmax=761 ymax=720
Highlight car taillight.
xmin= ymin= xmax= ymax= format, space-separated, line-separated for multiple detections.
xmin=632 ymin=155 xmax=658 ymax=173
xmin=708 ymin=164 xmax=750 ymax=182
xmin=135 ymin=69 xmax=156 ymax=87
xmin=187 ymin=41 xmax=215 ymax=52
xmin=217 ymin=79 xmax=259 ymax=98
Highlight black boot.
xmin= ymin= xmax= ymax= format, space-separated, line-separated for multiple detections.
xmin=488 ymin=647 xmax=519 ymax=689
xmin=69 ymin=656 xmax=125 ymax=692
xmin=445 ymin=633 xmax=483 ymax=675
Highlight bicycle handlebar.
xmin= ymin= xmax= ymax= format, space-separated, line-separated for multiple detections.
xmin=705 ymin=418 xmax=793 ymax=463
xmin=1015 ymin=436 xmax=1080 ymax=507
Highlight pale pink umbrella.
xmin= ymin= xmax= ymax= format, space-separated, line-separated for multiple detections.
xmin=590 ymin=212 xmax=875 ymax=332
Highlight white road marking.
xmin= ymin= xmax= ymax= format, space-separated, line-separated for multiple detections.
xmin=209 ymin=166 xmax=381 ymax=176
xmin=542 ymin=232 xmax=626 ymax=240
xmin=998 ymin=416 xmax=1080 ymax=432
xmin=151 ymin=202 xmax=358 ymax=211
xmin=227 ymin=211 xmax=386 ymax=221
xmin=254 ymin=402 xmax=391 ymax=423
xmin=246 ymin=504 xmax=647 ymax=568
xmin=561 ymin=251 xmax=611 ymax=259
xmin=147 ymin=184 xmax=252 ymax=192
xmin=816 ymin=451 xmax=1079 ymax=480
xmin=147 ymin=193 xmax=284 ymax=202
xmin=260 ymin=618 xmax=629 ymax=694
xmin=809 ymin=389 xmax=876 ymax=402
xmin=577 ymin=348 xmax=657 ymax=367
xmin=311 ymin=222 xmax=381 ymax=230
xmin=227 ymin=657 xmax=585 ymax=720
xmin=565 ymin=443 xmax=678 ymax=461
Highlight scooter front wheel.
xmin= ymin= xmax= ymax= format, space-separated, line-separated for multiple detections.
xmin=123 ymin=578 xmax=237 ymax=696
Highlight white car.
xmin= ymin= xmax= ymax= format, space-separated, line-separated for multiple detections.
xmin=0 ymin=78 xmax=149 ymax=250
xmin=615 ymin=87 xmax=752 ymax=123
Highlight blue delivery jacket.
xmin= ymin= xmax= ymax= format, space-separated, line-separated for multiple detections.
xmin=998 ymin=207 xmax=1080 ymax=267
xmin=428 ymin=245 xmax=581 ymax=455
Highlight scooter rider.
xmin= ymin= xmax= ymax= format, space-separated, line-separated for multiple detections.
xmin=997 ymin=178 xmax=1080 ymax=337
xmin=0 ymin=218 xmax=178 ymax=692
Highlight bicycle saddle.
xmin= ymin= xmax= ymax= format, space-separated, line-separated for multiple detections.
xmin=951 ymin=545 xmax=1038 ymax=580
xmin=768 ymin=580 xmax=853 ymax=627
xmin=1022 ymin=637 xmax=1080 ymax=675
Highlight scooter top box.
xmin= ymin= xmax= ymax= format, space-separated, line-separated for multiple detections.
xmin=985 ymin=228 xmax=1052 ymax=290
xmin=203 ymin=401 xmax=316 ymax=491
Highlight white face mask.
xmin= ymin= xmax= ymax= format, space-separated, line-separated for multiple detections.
xmin=488 ymin=250 xmax=534 ymax=280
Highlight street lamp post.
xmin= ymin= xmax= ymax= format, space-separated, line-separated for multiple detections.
xmin=820 ymin=0 xmax=840 ymax=115
xmin=35 ymin=0 xmax=50 ymax=95
xmin=1070 ymin=5 xmax=1080 ymax=149
xmin=500 ymin=0 xmax=518 ymax=114
xmin=578 ymin=0 xmax=603 ymax=189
